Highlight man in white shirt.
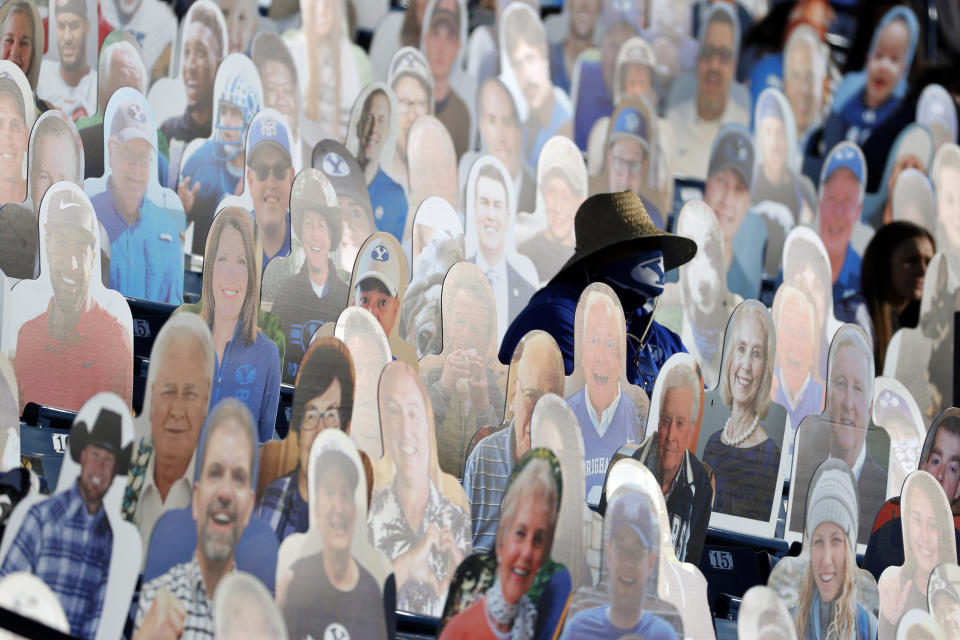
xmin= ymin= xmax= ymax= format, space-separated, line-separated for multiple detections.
xmin=37 ymin=0 xmax=97 ymax=120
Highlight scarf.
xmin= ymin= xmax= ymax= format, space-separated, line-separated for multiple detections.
xmin=484 ymin=575 xmax=538 ymax=640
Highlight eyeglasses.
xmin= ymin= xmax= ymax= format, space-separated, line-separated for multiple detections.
xmin=699 ymin=45 xmax=734 ymax=64
xmin=251 ymin=161 xmax=290 ymax=181
xmin=302 ymin=406 xmax=341 ymax=431
xmin=113 ymin=144 xmax=152 ymax=168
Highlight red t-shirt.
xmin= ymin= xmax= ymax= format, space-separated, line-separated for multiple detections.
xmin=14 ymin=299 xmax=132 ymax=412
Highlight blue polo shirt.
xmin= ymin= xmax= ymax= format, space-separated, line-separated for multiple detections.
xmin=833 ymin=244 xmax=862 ymax=302
xmin=461 ymin=423 xmax=515 ymax=553
xmin=369 ymin=167 xmax=408 ymax=241
xmin=256 ymin=209 xmax=291 ymax=272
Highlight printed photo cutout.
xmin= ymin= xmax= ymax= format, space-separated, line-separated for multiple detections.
xmin=288 ymin=0 xmax=372 ymax=145
xmin=564 ymin=283 xmax=650 ymax=506
xmin=461 ymin=77 xmax=532 ymax=217
xmin=788 ymin=324 xmax=891 ymax=548
xmin=0 ymin=110 xmax=87 ymax=282
xmin=665 ymin=2 xmax=749 ymax=181
xmin=177 ymin=52 xmax=263 ymax=256
xmin=0 ymin=354 xmax=18 ymax=472
xmin=261 ymin=169 xmax=347 ymax=385
xmin=254 ymin=336 xmax=356 ymax=544
xmin=0 ymin=393 xmax=140 ymax=640
xmin=917 ymin=84 xmax=958 ymax=153
xmin=631 ymin=353 xmax=712 ymax=565
xmin=659 ymin=199 xmax=740 ymax=388
xmin=213 ymin=571 xmax=289 ymax=640
xmin=179 ymin=206 xmax=281 ymax=443
xmin=345 ymin=82 xmax=407 ymax=242
xmin=516 ymin=135 xmax=585 ymax=283
xmin=121 ymin=313 xmax=214 ymax=557
xmin=884 ymin=252 xmax=960 ymax=427
xmin=928 ymin=562 xmax=960 ymax=637
xmin=331 ymin=307 xmax=391 ymax=462
xmin=878 ymin=471 xmax=957 ymax=639
xmin=464 ymin=155 xmax=538 ymax=345
xmin=612 ymin=36 xmax=659 ymax=110
xmin=782 ymin=24 xmax=827 ymax=138
xmin=368 ymin=360 xmax=472 ymax=616
xmin=37 ymin=0 xmax=98 ymax=120
xmin=737 ymin=585 xmax=798 ymax=640
xmin=251 ymin=32 xmax=304 ymax=172
xmin=0 ymin=62 xmax=34 ymax=208
xmin=386 ymin=47 xmax=434 ymax=195
xmin=768 ymin=459 xmax=880 ymax=636
xmin=406 ymin=114 xmax=458 ymax=242
xmin=917 ymin=409 xmax=960 ymax=513
xmin=100 ymin=0 xmax=177 ymax=85
xmin=346 ymin=233 xmax=416 ymax=366
xmin=932 ymin=144 xmax=960 ymax=260
xmin=498 ymin=3 xmax=573 ymax=170
xmin=865 ymin=123 xmax=934 ymax=229
xmin=276 ymin=429 xmax=393 ymax=640
xmin=891 ymin=168 xmax=936 ymax=233
xmin=438 ymin=449 xmax=568 ymax=640
xmin=0 ymin=0 xmax=45 ymax=98
xmin=310 ymin=139 xmax=378 ymax=277
xmin=85 ymin=87 xmax=185 ymax=304
xmin=419 ymin=262 xmax=507 ymax=478
xmin=420 ymin=0 xmax=472 ymax=162
xmin=531 ymin=393 xmax=599 ymax=591
xmin=874 ymin=378 xmax=928 ymax=503
xmin=0 ymin=572 xmax=70 ymax=636
xmin=149 ymin=0 xmax=227 ymax=145
xmin=401 ymin=196 xmax=464 ymax=359
xmin=4 ymin=182 xmax=132 ymax=412
xmin=694 ymin=299 xmax=788 ymax=537
xmin=135 ymin=399 xmax=267 ymax=636
xmin=460 ymin=330 xmax=565 ymax=554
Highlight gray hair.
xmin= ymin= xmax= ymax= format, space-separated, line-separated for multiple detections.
xmin=100 ymin=40 xmax=147 ymax=95
xmin=582 ymin=289 xmax=624 ymax=356
xmin=145 ymin=312 xmax=215 ymax=413
xmin=213 ymin=572 xmax=288 ymax=640
xmin=497 ymin=457 xmax=559 ymax=557
xmin=661 ymin=362 xmax=701 ymax=425
xmin=829 ymin=326 xmax=875 ymax=404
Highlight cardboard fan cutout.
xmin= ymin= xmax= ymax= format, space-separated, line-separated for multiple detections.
xmin=0 ymin=1 xmax=44 ymax=97
xmin=386 ymin=47 xmax=434 ymax=196
xmin=0 ymin=572 xmax=71 ymax=636
xmin=345 ymin=82 xmax=407 ymax=242
xmin=631 ymin=352 xmax=712 ymax=565
xmin=406 ymin=114 xmax=458 ymax=243
xmin=768 ymin=459 xmax=881 ymax=635
xmin=464 ymin=155 xmax=539 ymax=346
xmin=121 ymin=312 xmax=215 ymax=557
xmin=148 ymin=0 xmax=227 ymax=145
xmin=85 ymin=87 xmax=186 ymax=305
xmin=864 ymin=123 xmax=934 ymax=230
xmin=419 ymin=261 xmax=507 ymax=478
xmin=890 ymin=168 xmax=936 ymax=233
xmin=347 ymin=232 xmax=418 ymax=366
xmin=178 ymin=206 xmax=281 ymax=443
xmin=788 ymin=324 xmax=891 ymax=549
xmin=658 ymin=199 xmax=741 ymax=388
xmin=251 ymin=32 xmax=305 ymax=173
xmin=213 ymin=571 xmax=290 ymax=640
xmin=176 ymin=52 xmax=263 ymax=256
xmin=367 ymin=360 xmax=472 ymax=617
xmin=917 ymin=84 xmax=958 ymax=153
xmin=737 ymin=585 xmax=798 ymax=640
xmin=694 ymin=299 xmax=789 ymax=538
xmin=0 ymin=61 xmax=34 ymax=208
xmin=927 ymin=562 xmax=960 ymax=637
xmin=276 ymin=429 xmax=393 ymax=639
xmin=254 ymin=336 xmax=356 ymax=544
xmin=3 ymin=182 xmax=133 ymax=412
xmin=516 ymin=135 xmax=585 ymax=284
xmin=878 ymin=471 xmax=957 ymax=639
xmin=874 ymin=378 xmax=928 ymax=503
xmin=782 ymin=24 xmax=828 ymax=138
xmin=0 ymin=392 xmax=140 ymax=640
xmin=0 ymin=353 xmax=17 ymax=473
xmin=38 ymin=0 xmax=98 ymax=120
xmin=932 ymin=144 xmax=960 ymax=260
xmin=99 ymin=0 xmax=177 ymax=84
xmin=401 ymin=195 xmax=464 ymax=359
xmin=261 ymin=168 xmax=347 ymax=385
xmin=884 ymin=252 xmax=960 ymax=427
xmin=0 ymin=110 xmax=87 ymax=282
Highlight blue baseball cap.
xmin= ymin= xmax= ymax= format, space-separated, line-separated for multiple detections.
xmin=607 ymin=489 xmax=657 ymax=549
xmin=247 ymin=111 xmax=292 ymax=162
xmin=822 ymin=142 xmax=865 ymax=185
xmin=708 ymin=125 xmax=754 ymax=189
xmin=611 ymin=106 xmax=649 ymax=151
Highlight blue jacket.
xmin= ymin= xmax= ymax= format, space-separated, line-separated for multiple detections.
xmin=181 ymin=140 xmax=243 ymax=254
xmin=369 ymin=167 xmax=408 ymax=241
xmin=92 ymin=186 xmax=184 ymax=304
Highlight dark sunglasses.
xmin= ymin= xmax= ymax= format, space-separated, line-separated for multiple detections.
xmin=251 ymin=161 xmax=290 ymax=181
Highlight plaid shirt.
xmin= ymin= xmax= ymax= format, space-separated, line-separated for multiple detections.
xmin=253 ymin=468 xmax=308 ymax=543
xmin=0 ymin=482 xmax=112 ymax=639
xmin=136 ymin=555 xmax=215 ymax=640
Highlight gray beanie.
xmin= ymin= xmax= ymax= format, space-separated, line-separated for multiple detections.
xmin=805 ymin=460 xmax=860 ymax=553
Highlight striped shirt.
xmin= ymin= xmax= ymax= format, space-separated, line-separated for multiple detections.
xmin=135 ymin=555 xmax=215 ymax=639
xmin=461 ymin=422 xmax=515 ymax=553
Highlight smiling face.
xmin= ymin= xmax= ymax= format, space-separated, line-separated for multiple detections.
xmin=934 ymin=591 xmax=960 ymax=637
xmin=47 ymin=225 xmax=94 ymax=317
xmin=696 ymin=19 xmax=735 ymax=120
xmin=907 ymin=486 xmax=940 ymax=578
xmin=657 ymin=385 xmax=694 ymax=481
xmin=55 ymin=10 xmax=87 ymax=72
xmin=78 ymin=444 xmax=116 ymax=510
xmin=474 ymin=174 xmax=509 ymax=260
xmin=583 ymin=300 xmax=620 ymax=415
xmin=542 ymin=174 xmax=577 ymax=242
xmin=0 ymin=93 xmax=26 ymax=179
xmin=359 ymin=91 xmax=389 ymax=165
xmin=302 ymin=209 xmax=332 ymax=273
xmin=510 ymin=38 xmax=550 ymax=110
xmin=810 ymin=521 xmax=846 ymax=603
xmin=298 ymin=378 xmax=342 ymax=474
xmin=889 ymin=235 xmax=933 ymax=307
xmin=315 ymin=464 xmax=355 ymax=554
xmin=182 ymin=21 xmax=219 ymax=109
xmin=262 ymin=61 xmax=298 ymax=135
xmin=607 ymin=137 xmax=647 ymax=194
xmin=193 ymin=421 xmax=255 ymax=564
xmin=704 ymin=168 xmax=750 ymax=246
xmin=819 ymin=168 xmax=861 ymax=259
xmin=512 ymin=346 xmax=561 ymax=457
xmin=607 ymin=524 xmax=655 ymax=625
xmin=784 ymin=41 xmax=816 ymax=132
xmin=777 ymin=292 xmax=816 ymax=394
xmin=212 ymin=226 xmax=250 ymax=325
xmin=827 ymin=344 xmax=871 ymax=461
xmin=31 ymin=132 xmax=81 ymax=212
xmin=759 ymin=115 xmax=786 ymax=180
xmin=497 ymin=490 xmax=550 ymax=605
xmin=1 ymin=10 xmax=33 ymax=74
xmin=728 ymin=314 xmax=766 ymax=410
xmin=479 ymin=82 xmax=522 ymax=176
xmin=923 ymin=427 xmax=960 ymax=500
xmin=248 ymin=145 xmax=293 ymax=237
xmin=865 ymin=19 xmax=909 ymax=109
xmin=150 ymin=336 xmax=211 ymax=467
xmin=382 ymin=370 xmax=430 ymax=483
xmin=109 ymin=137 xmax=152 ymax=215
xmin=393 ymin=76 xmax=429 ymax=157
xmin=568 ymin=0 xmax=600 ymax=39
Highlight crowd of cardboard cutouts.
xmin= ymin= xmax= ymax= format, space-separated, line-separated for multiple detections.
xmin=0 ymin=0 xmax=959 ymax=638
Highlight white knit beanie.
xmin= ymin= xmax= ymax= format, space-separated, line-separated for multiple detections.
xmin=805 ymin=460 xmax=860 ymax=552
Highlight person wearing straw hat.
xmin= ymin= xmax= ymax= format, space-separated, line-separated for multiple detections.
xmin=499 ymin=190 xmax=696 ymax=396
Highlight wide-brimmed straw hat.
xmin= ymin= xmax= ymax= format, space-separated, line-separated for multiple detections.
xmin=553 ymin=190 xmax=696 ymax=279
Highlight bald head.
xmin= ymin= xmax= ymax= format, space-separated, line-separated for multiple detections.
xmin=512 ymin=332 xmax=564 ymax=457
